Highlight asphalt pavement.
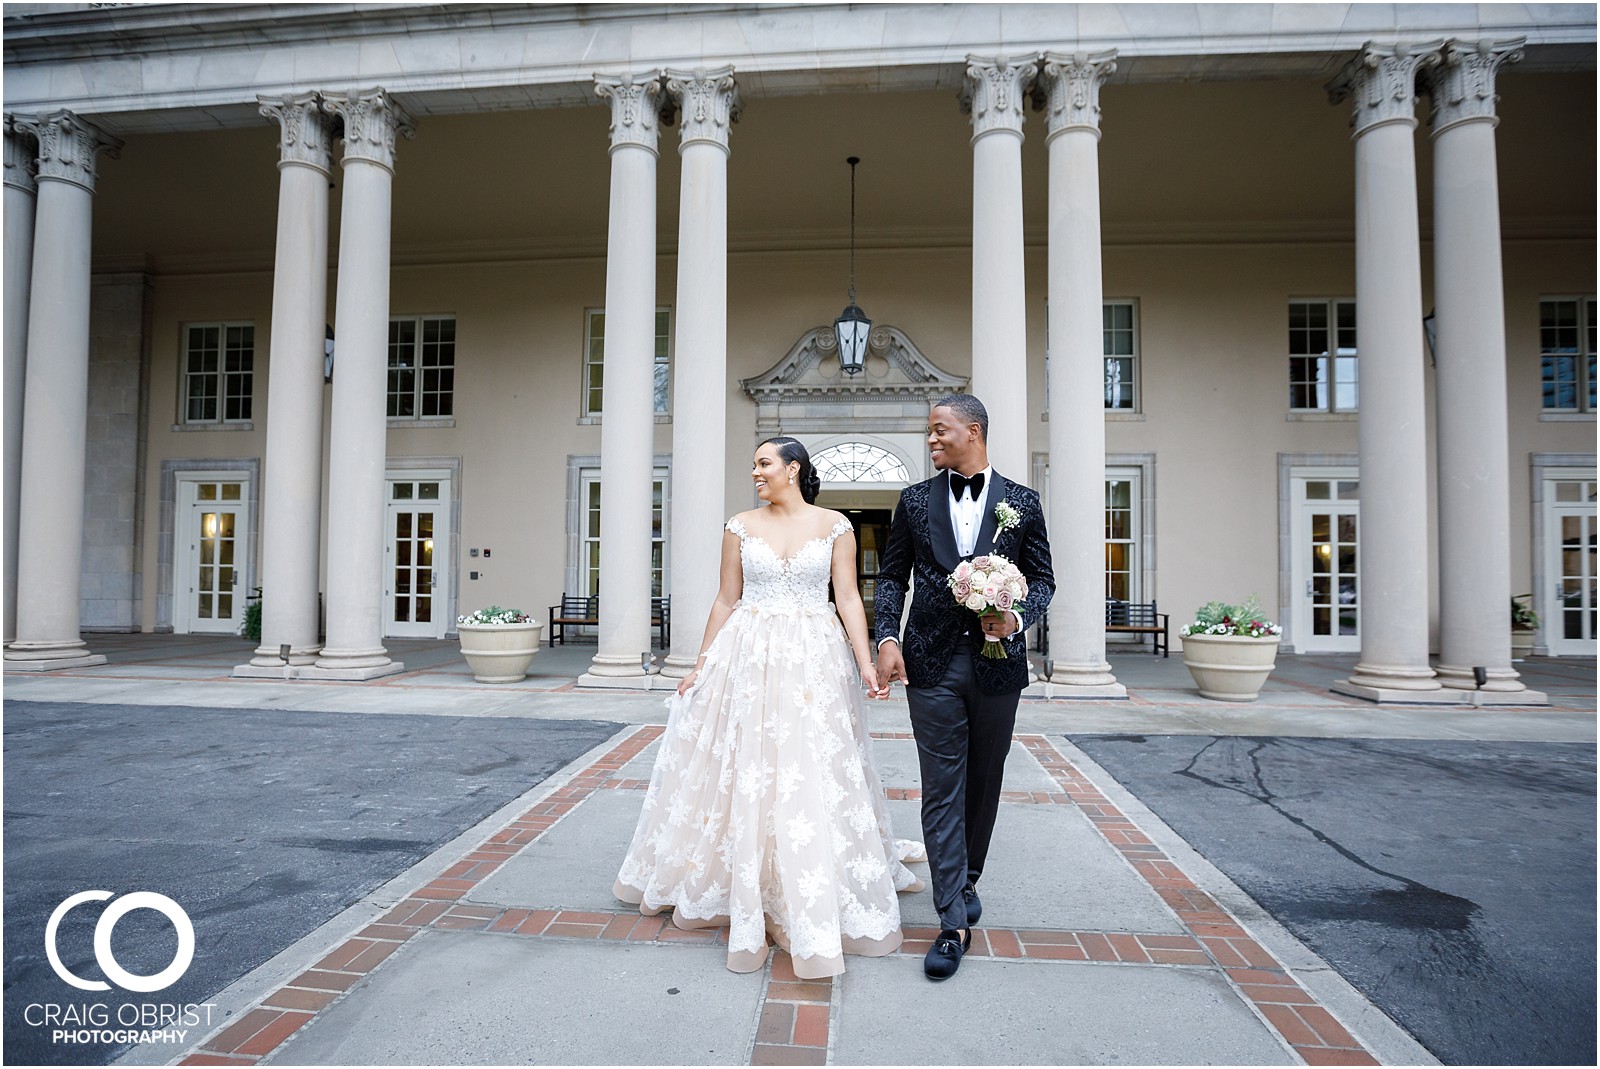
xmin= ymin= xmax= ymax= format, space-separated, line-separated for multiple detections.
xmin=2 ymin=701 xmax=619 ymax=1066
xmin=1071 ymin=735 xmax=1598 ymax=1066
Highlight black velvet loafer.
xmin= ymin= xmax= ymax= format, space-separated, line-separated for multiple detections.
xmin=924 ymin=928 xmax=970 ymax=981
xmin=963 ymin=886 xmax=983 ymax=927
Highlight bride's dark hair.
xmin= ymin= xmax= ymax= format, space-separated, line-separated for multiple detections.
xmin=760 ymin=436 xmax=821 ymax=505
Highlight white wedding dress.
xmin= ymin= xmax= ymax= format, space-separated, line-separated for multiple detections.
xmin=614 ymin=515 xmax=925 ymax=978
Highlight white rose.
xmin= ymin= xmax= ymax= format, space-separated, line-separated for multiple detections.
xmin=963 ymin=592 xmax=988 ymax=613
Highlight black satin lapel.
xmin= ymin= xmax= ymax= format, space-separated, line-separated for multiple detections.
xmin=929 ymin=472 xmax=960 ymax=573
xmin=974 ymin=473 xmax=1006 ymax=557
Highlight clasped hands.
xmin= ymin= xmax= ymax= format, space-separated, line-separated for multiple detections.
xmin=868 ymin=611 xmax=1017 ymax=700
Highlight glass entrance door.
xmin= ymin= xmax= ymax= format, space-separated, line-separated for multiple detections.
xmin=841 ymin=509 xmax=892 ymax=633
xmin=1291 ymin=473 xmax=1360 ymax=652
xmin=385 ymin=477 xmax=450 ymax=638
xmin=177 ymin=478 xmax=249 ymax=634
xmin=1545 ymin=475 xmax=1597 ymax=655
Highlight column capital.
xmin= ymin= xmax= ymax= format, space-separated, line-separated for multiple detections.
xmin=4 ymin=115 xmax=38 ymax=195
xmin=595 ymin=73 xmax=665 ymax=156
xmin=13 ymin=110 xmax=121 ymax=194
xmin=259 ymin=91 xmax=335 ymax=174
xmin=323 ymin=88 xmax=415 ymax=173
xmin=1423 ymin=38 xmax=1525 ymax=137
xmin=960 ymin=54 xmax=1038 ymax=142
xmin=1327 ymin=41 xmax=1443 ymax=137
xmin=663 ymin=66 xmax=741 ymax=153
xmin=1038 ymin=50 xmax=1118 ymax=141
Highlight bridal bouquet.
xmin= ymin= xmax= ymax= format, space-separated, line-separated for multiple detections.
xmin=949 ymin=554 xmax=1028 ymax=659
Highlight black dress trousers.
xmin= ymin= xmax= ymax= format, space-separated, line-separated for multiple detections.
xmin=906 ymin=645 xmax=1021 ymax=933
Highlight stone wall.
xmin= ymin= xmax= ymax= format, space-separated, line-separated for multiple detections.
xmin=81 ymin=270 xmax=150 ymax=631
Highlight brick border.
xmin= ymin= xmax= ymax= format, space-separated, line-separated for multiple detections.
xmin=177 ymin=726 xmax=664 ymax=1065
xmin=1020 ymin=734 xmax=1382 ymax=1067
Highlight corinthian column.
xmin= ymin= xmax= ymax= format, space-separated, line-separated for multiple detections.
xmin=661 ymin=66 xmax=740 ymax=680
xmin=961 ymin=55 xmax=1036 ymax=481
xmin=311 ymin=89 xmax=413 ymax=680
xmin=1038 ymin=51 xmax=1124 ymax=697
xmin=5 ymin=111 xmax=120 ymax=670
xmin=580 ymin=73 xmax=663 ymax=689
xmin=4 ymin=118 xmax=38 ymax=646
xmin=1425 ymin=40 xmax=1544 ymax=702
xmin=1327 ymin=44 xmax=1448 ymax=703
xmin=237 ymin=93 xmax=334 ymax=677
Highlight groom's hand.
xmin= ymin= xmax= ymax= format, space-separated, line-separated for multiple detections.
xmin=982 ymin=611 xmax=1019 ymax=641
xmin=875 ymin=641 xmax=907 ymax=696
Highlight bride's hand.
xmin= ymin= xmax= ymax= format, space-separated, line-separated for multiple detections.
xmin=859 ymin=662 xmax=883 ymax=699
xmin=676 ymin=668 xmax=699 ymax=697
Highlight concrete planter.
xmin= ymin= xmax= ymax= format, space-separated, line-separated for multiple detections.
xmin=1511 ymin=628 xmax=1536 ymax=660
xmin=457 ymin=621 xmax=542 ymax=683
xmin=1180 ymin=633 xmax=1281 ymax=702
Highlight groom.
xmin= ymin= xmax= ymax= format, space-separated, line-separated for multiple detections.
xmin=873 ymin=393 xmax=1054 ymax=981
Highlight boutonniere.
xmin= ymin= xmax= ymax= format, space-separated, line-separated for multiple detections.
xmin=994 ymin=499 xmax=1021 ymax=533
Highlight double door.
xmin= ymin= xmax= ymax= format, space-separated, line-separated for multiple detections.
xmin=1545 ymin=475 xmax=1597 ymax=655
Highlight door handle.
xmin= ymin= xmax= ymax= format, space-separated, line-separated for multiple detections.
xmin=1305 ymin=579 xmax=1313 ymax=597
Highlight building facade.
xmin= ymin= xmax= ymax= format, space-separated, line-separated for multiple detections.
xmin=3 ymin=4 xmax=1595 ymax=699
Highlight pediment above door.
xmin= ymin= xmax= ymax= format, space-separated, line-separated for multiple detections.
xmin=740 ymin=325 xmax=967 ymax=435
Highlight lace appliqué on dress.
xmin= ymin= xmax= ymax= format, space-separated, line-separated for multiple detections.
xmin=614 ymin=513 xmax=922 ymax=979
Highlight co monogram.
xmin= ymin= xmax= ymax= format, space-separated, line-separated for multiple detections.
xmin=45 ymin=891 xmax=195 ymax=993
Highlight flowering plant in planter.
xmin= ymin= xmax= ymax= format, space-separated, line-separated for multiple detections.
xmin=1179 ymin=595 xmax=1282 ymax=639
xmin=1510 ymin=594 xmax=1540 ymax=632
xmin=457 ymin=605 xmax=533 ymax=626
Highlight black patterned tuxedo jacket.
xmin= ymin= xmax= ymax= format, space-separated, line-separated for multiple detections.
xmin=874 ymin=470 xmax=1054 ymax=695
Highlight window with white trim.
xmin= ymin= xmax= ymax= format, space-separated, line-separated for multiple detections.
xmin=1289 ymin=299 xmax=1358 ymax=413
xmin=1540 ymin=297 xmax=1597 ymax=413
xmin=388 ymin=316 xmax=455 ymax=419
xmin=1103 ymin=301 xmax=1138 ymax=411
xmin=583 ymin=308 xmax=671 ymax=417
xmin=1043 ymin=300 xmax=1142 ymax=413
xmin=183 ymin=323 xmax=255 ymax=424
xmin=580 ymin=468 xmax=667 ymax=597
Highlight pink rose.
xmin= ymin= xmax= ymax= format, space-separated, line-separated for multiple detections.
xmin=972 ymin=556 xmax=991 ymax=570
xmin=994 ymin=588 xmax=1015 ymax=611
xmin=953 ymin=579 xmax=972 ymax=599
xmin=953 ymin=561 xmax=973 ymax=582
xmin=982 ymin=582 xmax=1000 ymax=602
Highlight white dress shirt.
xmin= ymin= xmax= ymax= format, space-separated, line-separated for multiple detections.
xmin=949 ymin=465 xmax=993 ymax=556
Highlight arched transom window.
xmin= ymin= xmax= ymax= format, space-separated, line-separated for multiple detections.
xmin=812 ymin=442 xmax=909 ymax=483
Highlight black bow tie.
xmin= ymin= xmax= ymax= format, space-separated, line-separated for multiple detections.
xmin=950 ymin=471 xmax=985 ymax=501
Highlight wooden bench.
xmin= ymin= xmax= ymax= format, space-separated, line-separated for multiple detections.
xmin=1034 ymin=600 xmax=1169 ymax=658
xmin=547 ymin=594 xmax=670 ymax=649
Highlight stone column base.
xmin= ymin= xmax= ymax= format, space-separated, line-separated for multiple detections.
xmin=4 ymin=644 xmax=106 ymax=671
xmin=658 ymin=654 xmax=696 ymax=680
xmin=1435 ymin=664 xmax=1526 ymax=692
xmin=1023 ymin=679 xmax=1129 ymax=700
xmin=576 ymin=670 xmax=665 ymax=691
xmin=269 ymin=660 xmax=407 ymax=682
xmin=1331 ymin=680 xmax=1467 ymax=705
xmin=1045 ymin=660 xmax=1120 ymax=688
xmin=246 ymin=644 xmax=322 ymax=669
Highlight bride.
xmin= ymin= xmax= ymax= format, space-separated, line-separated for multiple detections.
xmin=614 ymin=435 xmax=925 ymax=978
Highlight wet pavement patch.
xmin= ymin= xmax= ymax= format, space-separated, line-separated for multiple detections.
xmin=2 ymin=700 xmax=621 ymax=1066
xmin=1072 ymin=734 xmax=1597 ymax=1067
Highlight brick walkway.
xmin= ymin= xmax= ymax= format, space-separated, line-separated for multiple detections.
xmin=175 ymin=726 xmax=1394 ymax=1066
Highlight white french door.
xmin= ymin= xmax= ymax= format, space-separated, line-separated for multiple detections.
xmin=1290 ymin=470 xmax=1361 ymax=652
xmin=1543 ymin=473 xmax=1597 ymax=656
xmin=175 ymin=474 xmax=251 ymax=634
xmin=384 ymin=473 xmax=451 ymax=638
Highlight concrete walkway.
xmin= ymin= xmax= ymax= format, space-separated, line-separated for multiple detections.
xmin=4 ymin=635 xmax=1591 ymax=1066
